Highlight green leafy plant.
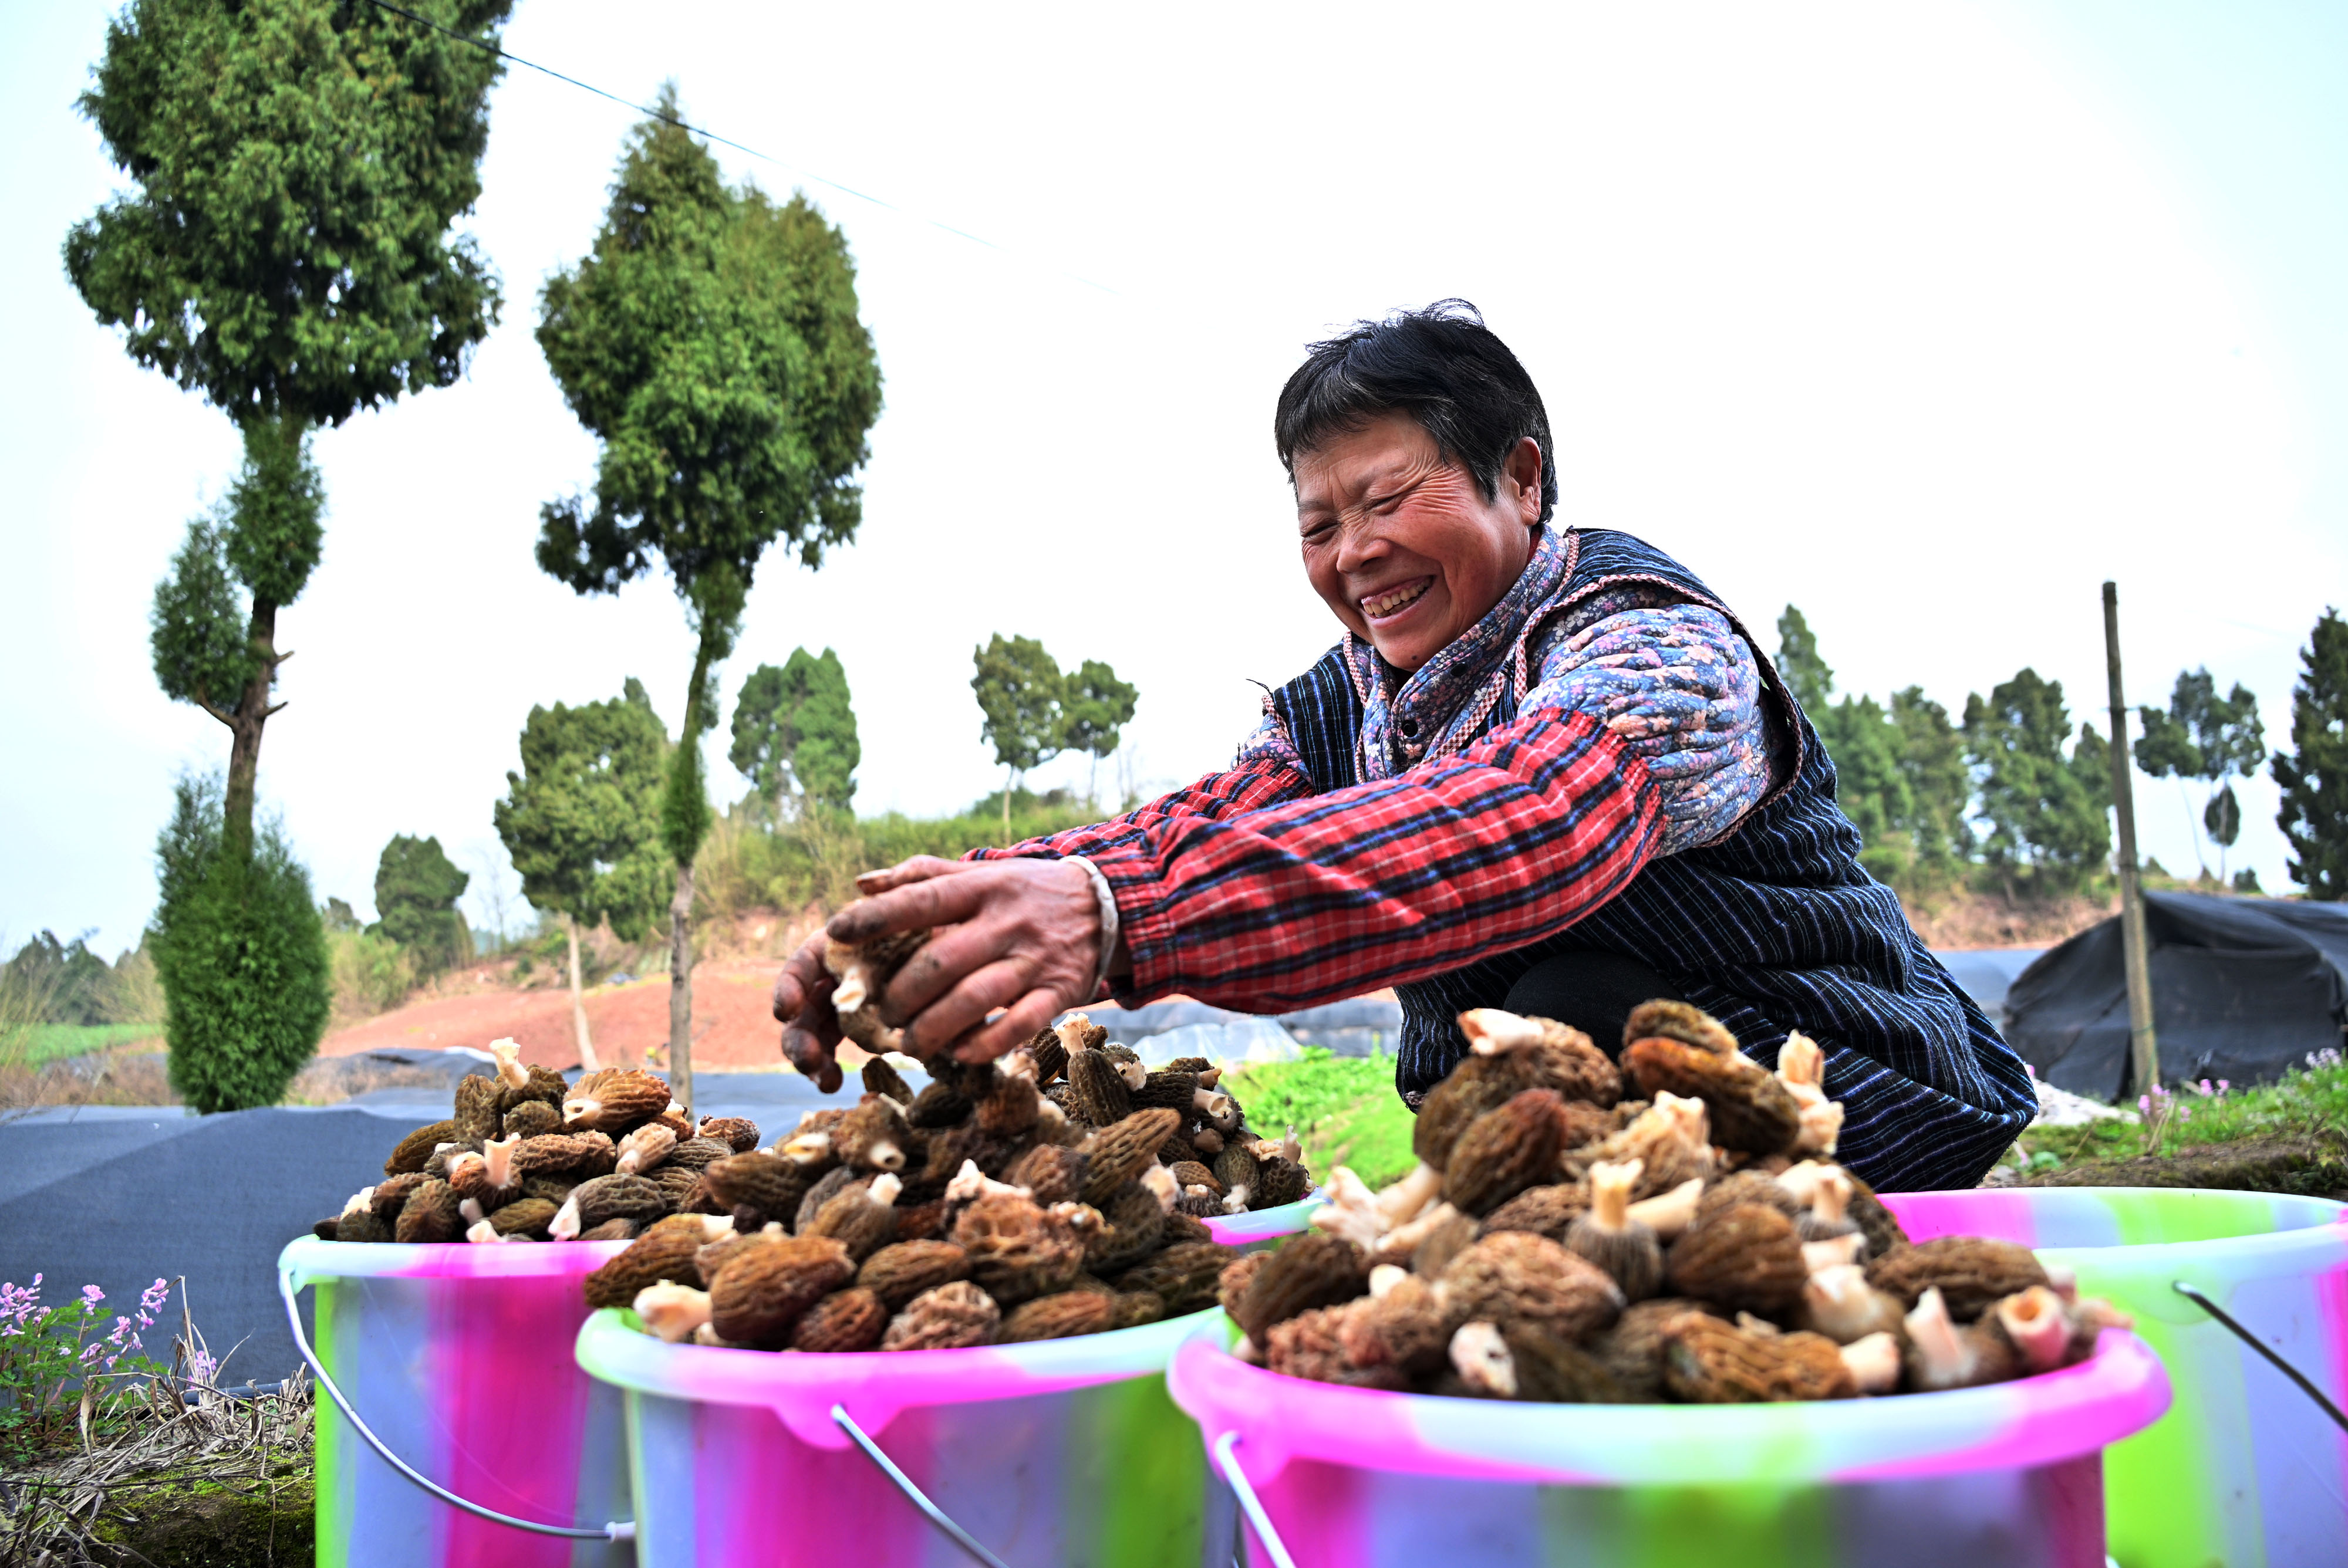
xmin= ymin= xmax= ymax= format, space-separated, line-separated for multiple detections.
xmin=1963 ymin=669 xmax=2112 ymax=893
xmin=2135 ymin=668 xmax=2265 ymax=883
xmin=972 ymin=634 xmax=1068 ymax=839
xmin=1223 ymin=1048 xmax=1416 ymax=1189
xmin=328 ymin=931 xmax=414 ymax=1022
xmin=0 ymin=1276 xmax=174 ymax=1461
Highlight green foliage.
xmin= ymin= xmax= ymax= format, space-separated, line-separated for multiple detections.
xmin=65 ymin=0 xmax=510 ymax=429
xmin=2136 ymin=667 xmax=2265 ymax=873
xmin=1061 ymin=660 xmax=1138 ymax=765
xmin=8 ymin=1024 xmax=170 ymax=1067
xmin=1223 ymin=1049 xmax=1416 ymax=1189
xmin=1773 ymin=604 xmax=1833 ymax=714
xmin=1962 ymin=669 xmax=2111 ymax=887
xmin=328 ymin=930 xmax=413 ymax=1019
xmin=150 ymin=776 xmax=331 ymax=1114
xmin=3 ymin=932 xmax=114 ymax=1027
xmin=1776 ymin=609 xmax=1972 ymax=891
xmin=972 ymin=633 xmax=1067 ymax=780
xmin=730 ymin=648 xmax=860 ymax=811
xmin=535 ymin=87 xmax=881 ymax=885
xmin=149 ymin=516 xmax=258 ymax=714
xmin=494 ymin=687 xmax=670 ymax=940
xmin=371 ymin=834 xmax=470 ymax=975
xmin=2015 ymin=1047 xmax=2348 ymax=1171
xmin=2273 ymin=607 xmax=2348 ymax=899
xmin=320 ymin=897 xmax=361 ymax=934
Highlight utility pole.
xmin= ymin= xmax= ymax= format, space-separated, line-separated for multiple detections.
xmin=2102 ymin=582 xmax=2160 ymax=1099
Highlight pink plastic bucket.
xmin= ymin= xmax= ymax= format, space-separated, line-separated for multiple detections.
xmin=1884 ymin=1187 xmax=2348 ymax=1568
xmin=576 ymin=1305 xmax=1239 ymax=1568
xmin=279 ymin=1236 xmax=632 ymax=1568
xmin=1169 ymin=1310 xmax=2168 ymax=1566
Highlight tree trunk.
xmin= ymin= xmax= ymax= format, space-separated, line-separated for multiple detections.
xmin=566 ymin=915 xmax=601 ymax=1074
xmin=1001 ymin=768 xmax=1014 ymax=842
xmin=222 ymin=596 xmax=282 ymax=861
xmin=667 ymin=862 xmax=696 ymax=1119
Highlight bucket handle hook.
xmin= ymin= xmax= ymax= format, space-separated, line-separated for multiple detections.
xmin=2173 ymin=1280 xmax=2348 ymax=1434
xmin=1212 ymin=1430 xmax=1300 ymax=1568
xmin=278 ymin=1270 xmax=635 ymax=1542
xmin=829 ymin=1403 xmax=1013 ymax=1568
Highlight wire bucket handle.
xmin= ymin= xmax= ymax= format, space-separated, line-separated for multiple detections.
xmin=1212 ymin=1430 xmax=1301 ymax=1568
xmin=2173 ymin=1280 xmax=2348 ymax=1432
xmin=277 ymin=1270 xmax=635 ymax=1543
xmin=831 ymin=1403 xmax=1015 ymax=1568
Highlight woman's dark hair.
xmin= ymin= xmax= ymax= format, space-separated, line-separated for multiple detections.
xmin=1274 ymin=300 xmax=1557 ymax=524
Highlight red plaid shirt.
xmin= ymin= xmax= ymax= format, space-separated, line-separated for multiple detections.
xmin=971 ymin=706 xmax=1661 ymax=1013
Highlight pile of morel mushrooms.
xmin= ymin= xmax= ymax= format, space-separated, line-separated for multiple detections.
xmin=1215 ymin=1003 xmax=2130 ymax=1403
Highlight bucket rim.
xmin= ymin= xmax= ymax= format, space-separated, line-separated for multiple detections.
xmin=1883 ymin=1187 xmax=2348 ymax=1270
xmin=278 ymin=1235 xmax=630 ymax=1289
xmin=1165 ymin=1326 xmax=2170 ymax=1488
xmin=1203 ymin=1192 xmax=1324 ymax=1246
xmin=575 ymin=1303 xmax=1220 ymax=1448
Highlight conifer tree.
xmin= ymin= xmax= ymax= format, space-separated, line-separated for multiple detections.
xmin=731 ymin=649 xmax=861 ymax=813
xmin=536 ymin=90 xmax=882 ymax=1110
xmin=2273 ymin=608 xmax=2348 ymax=900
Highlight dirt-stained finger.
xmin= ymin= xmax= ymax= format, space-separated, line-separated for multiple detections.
xmin=950 ymin=988 xmax=1064 ymax=1065
xmin=772 ymin=934 xmax=833 ymax=1022
xmin=852 ymin=856 xmax=965 ymax=897
xmin=826 ymin=873 xmax=990 ymax=944
xmin=900 ymin=957 xmax=1033 ymax=1060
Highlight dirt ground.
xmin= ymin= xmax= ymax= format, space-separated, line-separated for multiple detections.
xmin=317 ymin=961 xmax=792 ymax=1072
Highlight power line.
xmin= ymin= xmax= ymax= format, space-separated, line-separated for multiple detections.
xmin=359 ymin=0 xmax=1118 ymax=296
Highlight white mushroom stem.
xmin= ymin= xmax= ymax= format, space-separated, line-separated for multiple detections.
xmin=1449 ymin=1321 xmax=1517 ymax=1397
xmin=2042 ymin=1262 xmax=2079 ymax=1304
xmin=1220 ymin=1185 xmax=1252 ymax=1214
xmin=458 ymin=1197 xmax=487 ymax=1226
xmin=1119 ymin=1059 xmax=1149 ymax=1090
xmin=1810 ymin=1170 xmax=1851 ymax=1228
xmin=868 ymin=1173 xmax=905 ymax=1208
xmin=1307 ymin=1167 xmax=1385 ymax=1252
xmin=1281 ymin=1126 xmax=1301 ymax=1164
xmin=465 ymin=1219 xmax=514 ymax=1245
xmin=1649 ymin=1092 xmax=1711 ymax=1148
xmin=1054 ymin=1013 xmax=1095 ymax=1053
xmin=1904 ymin=1287 xmax=1975 ymax=1390
xmin=615 ymin=1124 xmax=674 ymax=1175
xmin=340 ymin=1186 xmax=376 ymax=1219
xmin=549 ymin=1194 xmax=583 ymax=1241
xmin=1996 ymin=1286 xmax=2072 ymax=1374
xmin=561 ymin=1093 xmax=602 ymax=1129
xmin=1841 ymin=1332 xmax=1901 ymax=1394
xmin=1801 ymin=1263 xmax=1891 ymax=1343
xmin=864 ymin=1138 xmax=907 ymax=1173
xmin=483 ymin=1134 xmax=519 ymax=1190
xmin=1586 ymin=1158 xmax=1643 ymax=1234
xmin=780 ymin=1130 xmax=834 ymax=1167
xmin=830 ymin=965 xmax=872 ymax=1015
xmin=1184 ymin=1184 xmax=1213 ymax=1200
xmin=490 ymin=1037 xmax=530 ymax=1091
xmin=1368 ymin=1263 xmax=1411 ymax=1300
xmin=1796 ymin=1100 xmax=1845 ymax=1157
xmin=1458 ymin=1008 xmax=1546 ymax=1056
xmin=1775 ymin=1160 xmax=1834 ymax=1207
xmin=1803 ymin=1235 xmax=1866 ymax=1274
xmin=946 ymin=1159 xmax=1033 ymax=1205
xmin=1140 ymin=1164 xmax=1180 ymax=1212
xmin=1192 ymin=1087 xmax=1237 ymax=1126
xmin=1050 ymin=1201 xmax=1102 ymax=1232
xmin=1000 ymin=1051 xmax=1038 ymax=1084
xmin=690 ymin=1322 xmax=740 ymax=1348
xmin=1373 ymin=1161 xmax=1444 ymax=1227
xmin=1374 ymin=1201 xmax=1462 ymax=1265
xmin=1776 ymin=1031 xmax=1824 ymax=1093
xmin=1624 ymin=1178 xmax=1704 ymax=1239
xmin=635 ymin=1284 xmax=712 ymax=1343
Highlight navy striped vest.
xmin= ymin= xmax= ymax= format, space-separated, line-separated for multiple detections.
xmin=1269 ymin=528 xmax=2036 ymax=1191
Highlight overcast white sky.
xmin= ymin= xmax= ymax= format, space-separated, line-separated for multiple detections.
xmin=4 ymin=1 xmax=2343 ymax=955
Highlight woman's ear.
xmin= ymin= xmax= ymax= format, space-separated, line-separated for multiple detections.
xmin=1504 ymin=436 xmax=1544 ymax=524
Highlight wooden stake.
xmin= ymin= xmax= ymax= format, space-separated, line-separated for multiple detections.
xmin=2102 ymin=582 xmax=2160 ymax=1097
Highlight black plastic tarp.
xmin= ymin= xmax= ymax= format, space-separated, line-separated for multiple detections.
xmin=2004 ymin=893 xmax=2348 ymax=1101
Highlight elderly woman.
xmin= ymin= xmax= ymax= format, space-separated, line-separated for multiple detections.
xmin=774 ymin=302 xmax=2036 ymax=1191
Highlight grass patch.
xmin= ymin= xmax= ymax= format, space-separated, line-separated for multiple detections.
xmin=1224 ymin=1048 xmax=1418 ymax=1188
xmin=12 ymin=1023 xmax=164 ymax=1066
xmin=2012 ymin=1050 xmax=2348 ymax=1189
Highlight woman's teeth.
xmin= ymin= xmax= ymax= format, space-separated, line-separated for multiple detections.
xmin=1362 ymin=579 xmax=1431 ymax=619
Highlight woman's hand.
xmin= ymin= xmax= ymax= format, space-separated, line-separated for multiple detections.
xmin=771 ymin=855 xmax=1105 ymax=1081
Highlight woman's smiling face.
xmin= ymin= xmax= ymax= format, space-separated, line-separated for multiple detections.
xmin=1294 ymin=411 xmax=1545 ymax=673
